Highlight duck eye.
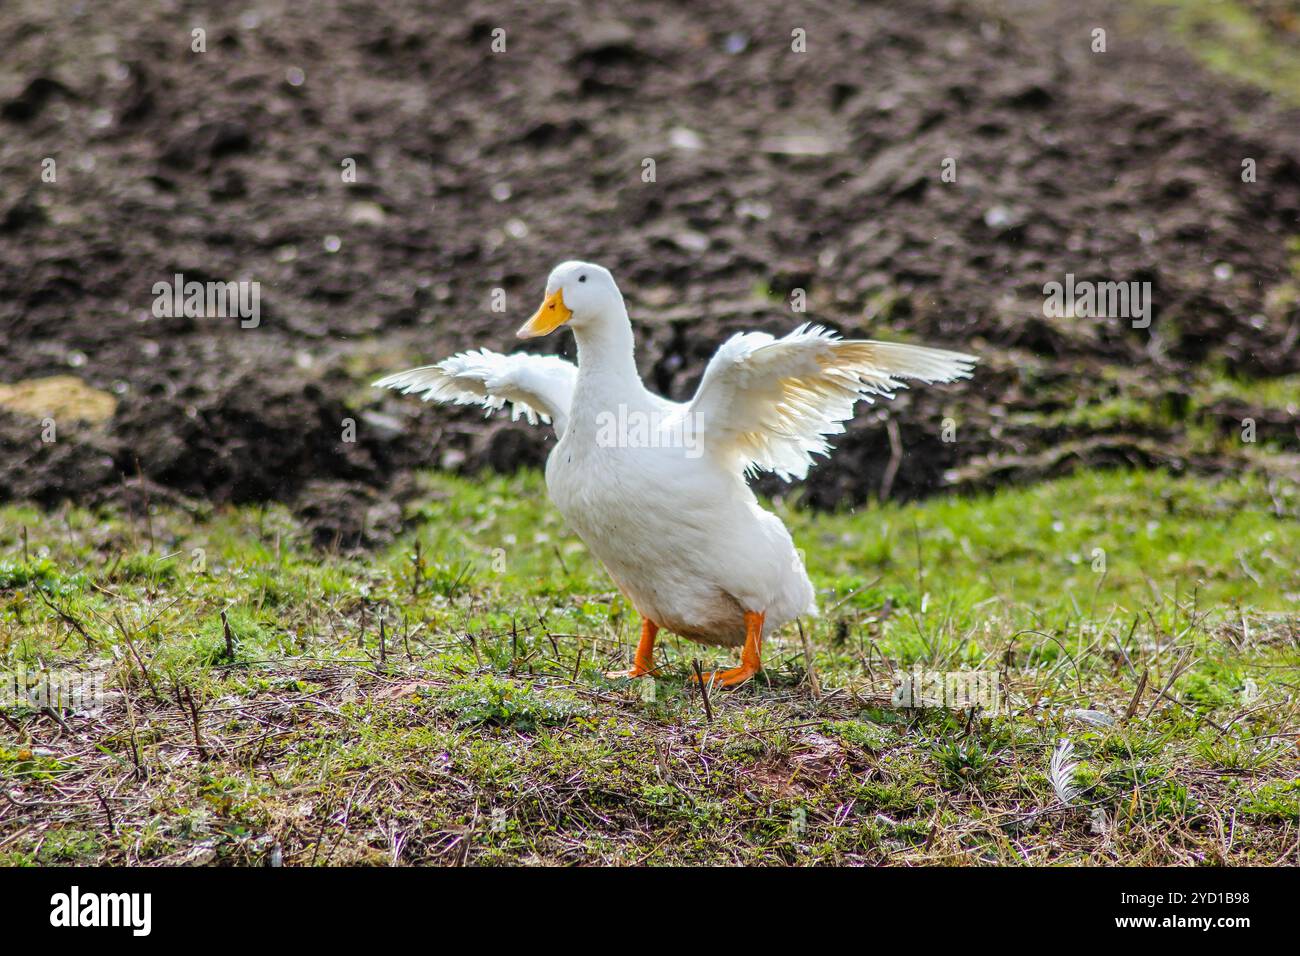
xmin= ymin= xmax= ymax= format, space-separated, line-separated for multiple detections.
xmin=578 ymin=275 xmax=587 ymax=283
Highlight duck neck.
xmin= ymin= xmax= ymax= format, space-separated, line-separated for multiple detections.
xmin=572 ymin=304 xmax=640 ymax=388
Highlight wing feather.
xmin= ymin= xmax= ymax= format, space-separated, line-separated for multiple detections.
xmin=373 ymin=349 xmax=577 ymax=437
xmin=685 ymin=324 xmax=976 ymax=479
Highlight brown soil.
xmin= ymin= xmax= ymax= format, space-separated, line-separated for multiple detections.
xmin=2 ymin=0 xmax=1299 ymax=544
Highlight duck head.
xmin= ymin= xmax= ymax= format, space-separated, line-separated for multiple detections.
xmin=517 ymin=261 xmax=624 ymax=339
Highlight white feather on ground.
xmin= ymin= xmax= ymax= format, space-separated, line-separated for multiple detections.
xmin=683 ymin=324 xmax=977 ymax=480
xmin=373 ymin=349 xmax=577 ymax=437
xmin=1050 ymin=738 xmax=1082 ymax=806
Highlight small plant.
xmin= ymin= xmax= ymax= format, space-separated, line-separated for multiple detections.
xmin=439 ymin=676 xmax=587 ymax=731
xmin=1194 ymin=733 xmax=1288 ymax=772
xmin=1150 ymin=780 xmax=1197 ymax=819
xmin=0 ymin=558 xmax=67 ymax=592
xmin=429 ymin=559 xmax=475 ymax=600
xmin=1176 ymin=668 xmax=1240 ymax=711
xmin=35 ymin=828 xmax=100 ymax=863
xmin=1238 ymin=781 xmax=1300 ymax=822
xmin=111 ymin=553 xmax=177 ymax=584
xmin=0 ymin=746 xmax=72 ymax=782
xmin=935 ymin=737 xmax=994 ymax=790
xmin=178 ymin=608 xmax=279 ymax=668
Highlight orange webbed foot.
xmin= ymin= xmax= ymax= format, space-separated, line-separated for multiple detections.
xmin=692 ymin=663 xmax=759 ymax=688
xmin=691 ymin=610 xmax=764 ymax=690
xmin=607 ymin=618 xmax=659 ymax=680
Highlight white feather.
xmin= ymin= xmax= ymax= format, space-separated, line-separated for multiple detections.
xmin=1050 ymin=738 xmax=1082 ymax=806
xmin=685 ymin=324 xmax=976 ymax=480
xmin=373 ymin=349 xmax=577 ymax=437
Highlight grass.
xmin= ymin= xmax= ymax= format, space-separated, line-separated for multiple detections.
xmin=1152 ymin=0 xmax=1300 ymax=106
xmin=0 ymin=467 xmax=1297 ymax=865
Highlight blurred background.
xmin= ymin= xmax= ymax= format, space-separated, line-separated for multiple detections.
xmin=2 ymin=0 xmax=1299 ymax=545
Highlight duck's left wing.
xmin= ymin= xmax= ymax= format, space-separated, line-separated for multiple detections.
xmin=684 ymin=324 xmax=976 ymax=480
xmin=373 ymin=348 xmax=577 ymax=437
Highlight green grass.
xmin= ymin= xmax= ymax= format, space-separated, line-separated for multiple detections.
xmin=1207 ymin=372 xmax=1300 ymax=413
xmin=0 ymin=467 xmax=1297 ymax=865
xmin=1153 ymin=0 xmax=1300 ymax=105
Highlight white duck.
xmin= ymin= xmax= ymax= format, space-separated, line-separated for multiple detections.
xmin=375 ymin=262 xmax=975 ymax=687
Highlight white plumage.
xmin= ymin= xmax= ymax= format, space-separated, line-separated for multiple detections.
xmin=375 ymin=261 xmax=976 ymax=686
xmin=373 ymin=349 xmax=577 ymax=434
xmin=686 ymin=323 xmax=975 ymax=480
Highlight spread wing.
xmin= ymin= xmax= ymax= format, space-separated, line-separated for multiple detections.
xmin=373 ymin=348 xmax=577 ymax=438
xmin=685 ymin=324 xmax=976 ymax=480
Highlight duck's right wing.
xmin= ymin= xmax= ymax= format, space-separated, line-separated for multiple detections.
xmin=373 ymin=348 xmax=577 ymax=438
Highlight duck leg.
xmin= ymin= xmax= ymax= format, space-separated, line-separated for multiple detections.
xmin=694 ymin=611 xmax=764 ymax=688
xmin=606 ymin=618 xmax=659 ymax=679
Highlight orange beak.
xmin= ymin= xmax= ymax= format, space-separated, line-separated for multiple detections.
xmin=517 ymin=288 xmax=573 ymax=339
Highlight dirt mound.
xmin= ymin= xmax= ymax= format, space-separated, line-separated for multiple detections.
xmin=2 ymin=0 xmax=1299 ymax=533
